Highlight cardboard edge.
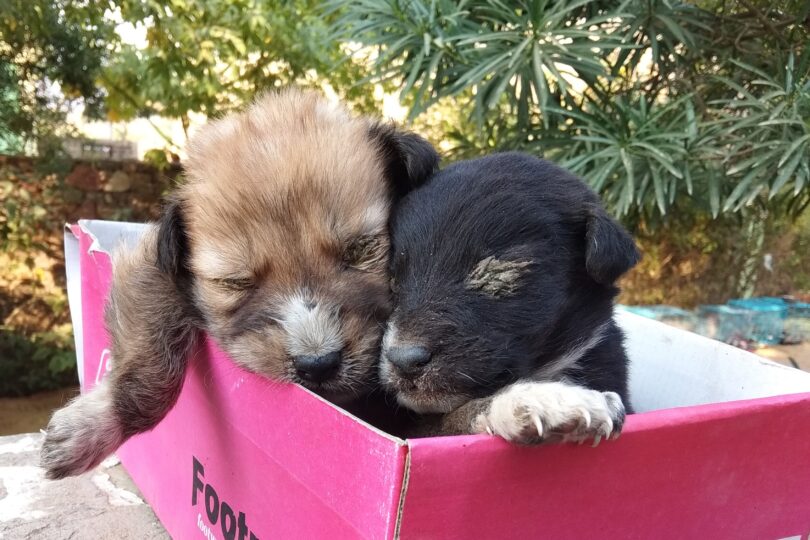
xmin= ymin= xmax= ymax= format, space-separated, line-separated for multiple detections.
xmin=404 ymin=391 xmax=810 ymax=455
xmin=623 ymin=390 xmax=810 ymax=434
xmin=76 ymin=218 xmax=151 ymax=256
xmin=297 ymin=385 xmax=407 ymax=446
xmin=618 ymin=311 xmax=805 ymax=373
xmin=64 ymin=223 xmax=84 ymax=386
xmin=392 ymin=444 xmax=412 ymax=540
xmin=77 ymin=219 xmax=104 ymax=254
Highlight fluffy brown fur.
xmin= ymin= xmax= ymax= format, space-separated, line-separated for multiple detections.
xmin=41 ymin=89 xmax=439 ymax=479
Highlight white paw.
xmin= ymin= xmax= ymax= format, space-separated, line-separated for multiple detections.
xmin=473 ymin=382 xmax=626 ymax=446
xmin=41 ymin=383 xmax=123 ymax=479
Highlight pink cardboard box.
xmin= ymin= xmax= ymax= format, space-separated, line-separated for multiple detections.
xmin=65 ymin=221 xmax=810 ymax=539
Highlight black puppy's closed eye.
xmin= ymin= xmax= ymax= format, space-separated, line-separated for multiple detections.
xmin=466 ymin=256 xmax=533 ymax=297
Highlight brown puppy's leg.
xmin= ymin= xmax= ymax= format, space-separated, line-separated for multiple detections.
xmin=41 ymin=230 xmax=199 ymax=479
xmin=431 ymin=381 xmax=626 ymax=445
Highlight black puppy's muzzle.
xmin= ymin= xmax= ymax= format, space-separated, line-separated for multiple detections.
xmin=385 ymin=345 xmax=431 ymax=378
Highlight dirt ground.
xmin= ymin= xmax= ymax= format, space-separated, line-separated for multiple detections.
xmin=0 ymin=387 xmax=78 ymax=436
xmin=754 ymin=342 xmax=810 ymax=371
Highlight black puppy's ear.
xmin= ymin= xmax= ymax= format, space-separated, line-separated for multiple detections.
xmin=155 ymin=197 xmax=189 ymax=278
xmin=584 ymin=205 xmax=640 ymax=285
xmin=368 ymin=122 xmax=440 ymax=200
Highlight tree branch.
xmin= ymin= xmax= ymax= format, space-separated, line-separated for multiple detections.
xmin=99 ymin=73 xmax=179 ymax=150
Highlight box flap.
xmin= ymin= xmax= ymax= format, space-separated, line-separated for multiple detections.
xmin=619 ymin=311 xmax=810 ymax=412
xmin=64 ymin=220 xmax=150 ymax=385
xmin=399 ymin=392 xmax=810 ymax=539
xmin=64 ymin=224 xmax=84 ymax=385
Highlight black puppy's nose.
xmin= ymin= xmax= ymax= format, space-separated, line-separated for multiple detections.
xmin=294 ymin=351 xmax=341 ymax=383
xmin=387 ymin=346 xmax=431 ymax=373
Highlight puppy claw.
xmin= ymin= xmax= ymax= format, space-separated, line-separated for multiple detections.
xmin=531 ymin=413 xmax=544 ymax=438
xmin=578 ymin=407 xmax=592 ymax=429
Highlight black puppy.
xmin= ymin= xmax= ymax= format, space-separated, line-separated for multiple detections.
xmin=381 ymin=152 xmax=640 ymax=444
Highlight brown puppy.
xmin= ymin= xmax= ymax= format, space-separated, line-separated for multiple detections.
xmin=42 ymin=89 xmax=439 ymax=479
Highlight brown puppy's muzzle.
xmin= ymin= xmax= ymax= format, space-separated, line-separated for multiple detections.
xmin=292 ymin=350 xmax=342 ymax=383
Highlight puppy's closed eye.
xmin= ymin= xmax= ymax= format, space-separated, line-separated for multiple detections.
xmin=343 ymin=234 xmax=387 ymax=272
xmin=210 ymin=277 xmax=255 ymax=291
xmin=466 ymin=256 xmax=533 ymax=297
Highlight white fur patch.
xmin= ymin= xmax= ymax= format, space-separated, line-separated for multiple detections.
xmin=193 ymin=246 xmax=237 ymax=278
xmin=41 ymin=380 xmax=124 ymax=478
xmin=473 ymin=381 xmax=625 ymax=445
xmin=279 ymin=293 xmax=343 ymax=357
xmin=315 ymin=98 xmax=349 ymax=123
xmin=381 ymin=323 xmax=398 ymax=352
xmin=533 ymin=322 xmax=610 ymax=380
xmin=361 ymin=203 xmax=388 ymax=233
xmin=378 ymin=323 xmax=398 ymax=383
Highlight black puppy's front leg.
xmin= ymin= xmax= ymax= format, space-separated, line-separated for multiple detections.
xmin=434 ymin=381 xmax=626 ymax=445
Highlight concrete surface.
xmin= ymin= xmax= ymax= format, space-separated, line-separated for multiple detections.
xmin=0 ymin=433 xmax=168 ymax=539
xmin=755 ymin=341 xmax=810 ymax=371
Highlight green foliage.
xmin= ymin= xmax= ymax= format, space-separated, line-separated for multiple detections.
xmin=142 ymin=148 xmax=173 ymax=171
xmin=103 ymin=0 xmax=378 ymax=143
xmin=0 ymin=326 xmax=77 ymax=397
xmin=0 ymin=0 xmax=117 ymax=154
xmin=710 ymin=52 xmax=810 ymax=215
xmin=0 ymin=173 xmax=50 ymax=252
xmin=335 ymin=0 xmax=810 ymax=219
xmin=0 ymin=0 xmax=379 ymax=154
xmin=0 ymin=159 xmax=72 ymax=254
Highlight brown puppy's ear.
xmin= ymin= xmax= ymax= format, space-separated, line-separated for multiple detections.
xmin=584 ymin=205 xmax=640 ymax=285
xmin=155 ymin=197 xmax=189 ymax=278
xmin=368 ymin=122 xmax=440 ymax=200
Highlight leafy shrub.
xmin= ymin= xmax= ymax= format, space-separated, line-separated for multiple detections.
xmin=334 ymin=0 xmax=810 ymax=220
xmin=0 ymin=326 xmax=77 ymax=397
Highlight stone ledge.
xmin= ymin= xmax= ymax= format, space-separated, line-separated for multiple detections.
xmin=0 ymin=433 xmax=168 ymax=539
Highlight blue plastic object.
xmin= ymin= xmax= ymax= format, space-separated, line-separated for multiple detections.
xmin=785 ymin=301 xmax=810 ymax=343
xmin=696 ymin=305 xmax=756 ymax=343
xmin=727 ymin=298 xmax=787 ymax=345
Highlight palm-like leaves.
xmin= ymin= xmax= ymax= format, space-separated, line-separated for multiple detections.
xmin=332 ymin=0 xmax=625 ymax=121
xmin=335 ymin=0 xmax=810 ymax=218
xmin=554 ymin=91 xmax=695 ymax=215
xmin=711 ymin=51 xmax=810 ymax=214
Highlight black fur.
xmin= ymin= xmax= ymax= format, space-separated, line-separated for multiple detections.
xmin=585 ymin=204 xmax=640 ymax=285
xmin=368 ymin=123 xmax=440 ymax=200
xmin=155 ymin=197 xmax=189 ymax=278
xmin=386 ymin=152 xmax=640 ymax=407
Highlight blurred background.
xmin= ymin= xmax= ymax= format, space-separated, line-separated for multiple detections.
xmin=1 ymin=0 xmax=808 ymax=435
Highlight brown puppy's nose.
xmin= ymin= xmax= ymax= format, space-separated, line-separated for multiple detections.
xmin=294 ymin=351 xmax=341 ymax=382
xmin=387 ymin=346 xmax=431 ymax=374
